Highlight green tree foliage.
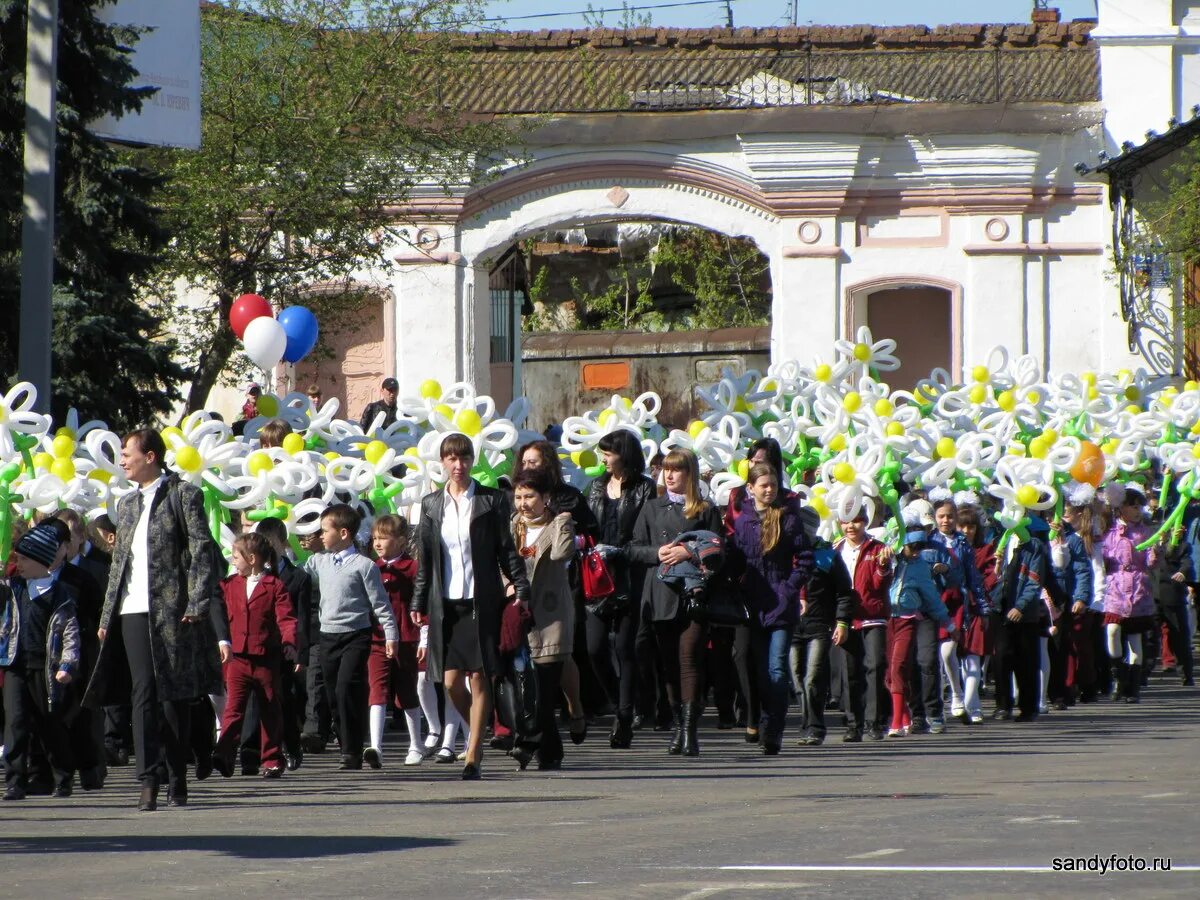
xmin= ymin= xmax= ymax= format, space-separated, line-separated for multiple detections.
xmin=145 ymin=1 xmax=520 ymax=411
xmin=652 ymin=228 xmax=771 ymax=329
xmin=0 ymin=0 xmax=184 ymax=430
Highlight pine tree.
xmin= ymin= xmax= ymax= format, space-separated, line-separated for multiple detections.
xmin=0 ymin=0 xmax=184 ymax=431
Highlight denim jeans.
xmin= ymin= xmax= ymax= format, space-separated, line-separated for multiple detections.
xmin=790 ymin=627 xmax=832 ymax=739
xmin=751 ymin=626 xmax=792 ymax=742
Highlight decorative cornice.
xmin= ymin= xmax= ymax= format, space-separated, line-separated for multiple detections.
xmin=962 ymin=242 xmax=1104 ymax=255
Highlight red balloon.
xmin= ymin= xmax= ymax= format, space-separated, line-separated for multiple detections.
xmin=229 ymin=293 xmax=273 ymax=339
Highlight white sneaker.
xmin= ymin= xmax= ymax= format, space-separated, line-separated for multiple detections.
xmin=404 ymin=748 xmax=424 ymax=766
xmin=969 ymin=714 xmax=984 ymax=724
xmin=950 ymin=704 xmax=965 ymax=718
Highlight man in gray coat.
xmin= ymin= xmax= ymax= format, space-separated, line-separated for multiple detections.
xmin=85 ymin=429 xmax=223 ymax=811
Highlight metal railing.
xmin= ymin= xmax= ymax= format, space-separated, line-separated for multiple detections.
xmin=435 ymin=47 xmax=1098 ymax=114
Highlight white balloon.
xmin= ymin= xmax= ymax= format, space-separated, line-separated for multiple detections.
xmin=243 ymin=316 xmax=286 ymax=371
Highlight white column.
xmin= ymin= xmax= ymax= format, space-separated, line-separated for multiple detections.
xmin=392 ymin=261 xmax=466 ymax=397
xmin=771 ymin=217 xmax=841 ymax=365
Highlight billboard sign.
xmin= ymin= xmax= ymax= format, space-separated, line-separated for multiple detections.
xmin=90 ymin=0 xmax=201 ymax=149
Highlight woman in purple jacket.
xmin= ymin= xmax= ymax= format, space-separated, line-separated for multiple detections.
xmin=1101 ymin=488 xmax=1157 ymax=703
xmin=725 ymin=464 xmax=812 ymax=755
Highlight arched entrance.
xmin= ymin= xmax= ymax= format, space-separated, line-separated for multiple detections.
xmin=845 ymin=276 xmax=962 ymax=389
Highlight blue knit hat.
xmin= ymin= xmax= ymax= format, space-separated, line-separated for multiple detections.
xmin=15 ymin=523 xmax=63 ymax=569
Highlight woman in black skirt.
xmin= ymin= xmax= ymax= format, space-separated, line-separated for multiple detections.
xmin=411 ymin=433 xmax=530 ymax=780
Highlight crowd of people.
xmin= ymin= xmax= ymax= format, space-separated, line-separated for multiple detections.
xmin=1 ymin=424 xmax=1194 ymax=810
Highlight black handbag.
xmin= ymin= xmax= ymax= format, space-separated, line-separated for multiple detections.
xmin=684 ymin=575 xmax=751 ymax=626
xmin=494 ymin=644 xmax=540 ymax=739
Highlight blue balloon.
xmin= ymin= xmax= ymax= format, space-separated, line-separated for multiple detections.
xmin=277 ymin=306 xmax=319 ymax=364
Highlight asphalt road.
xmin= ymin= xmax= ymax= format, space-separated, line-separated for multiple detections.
xmin=3 ymin=674 xmax=1199 ymax=899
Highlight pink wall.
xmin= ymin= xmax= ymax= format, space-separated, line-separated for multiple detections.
xmin=293 ymin=294 xmax=394 ymax=425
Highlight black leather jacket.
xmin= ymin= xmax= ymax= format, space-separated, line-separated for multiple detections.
xmin=586 ymin=474 xmax=657 ymax=549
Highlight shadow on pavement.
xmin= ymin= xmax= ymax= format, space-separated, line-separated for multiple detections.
xmin=0 ymin=834 xmax=453 ymax=859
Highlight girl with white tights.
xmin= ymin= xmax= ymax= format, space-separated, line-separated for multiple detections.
xmin=1100 ymin=489 xmax=1157 ymax=704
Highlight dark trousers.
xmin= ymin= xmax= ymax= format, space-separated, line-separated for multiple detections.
xmin=1066 ymin=609 xmax=1099 ymax=697
xmin=838 ymin=625 xmax=888 ymax=732
xmin=518 ymin=660 xmax=565 ymax=765
xmin=634 ymin=613 xmax=671 ymax=721
xmin=2 ymin=667 xmax=75 ymax=791
xmin=585 ymin=608 xmax=638 ymax=718
xmin=303 ymin=623 xmax=331 ymax=741
xmin=907 ymin=617 xmax=943 ymax=721
xmin=103 ymin=704 xmax=133 ymax=754
xmin=319 ymin=629 xmax=371 ymax=760
xmin=1160 ymin=605 xmax=1194 ymax=679
xmin=731 ymin=624 xmax=759 ymax=727
xmin=652 ymin=616 xmax=707 ymax=707
xmin=121 ymin=613 xmax=191 ymax=795
xmin=1047 ymin=608 xmax=1073 ymax=702
xmin=216 ymin=653 xmax=285 ymax=769
xmin=706 ymin=625 xmax=737 ymax=721
xmin=790 ymin=628 xmax=831 ymax=738
xmin=994 ymin=620 xmax=1041 ymax=717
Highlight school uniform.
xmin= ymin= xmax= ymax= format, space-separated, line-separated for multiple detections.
xmin=369 ymin=555 xmax=420 ymax=712
xmin=212 ymin=573 xmax=297 ymax=771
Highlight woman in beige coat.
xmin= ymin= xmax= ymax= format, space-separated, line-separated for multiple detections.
xmin=510 ymin=471 xmax=576 ymax=770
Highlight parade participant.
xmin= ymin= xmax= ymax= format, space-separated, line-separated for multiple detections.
xmin=304 ymin=504 xmax=397 ymax=770
xmin=411 ymin=433 xmax=531 ymax=781
xmin=834 ymin=511 xmax=893 ymax=741
xmin=992 ymin=518 xmax=1051 ymax=721
xmin=1154 ymin=522 xmax=1195 ymax=687
xmin=628 ymin=449 xmax=723 ymax=757
xmin=886 ymin=525 xmax=953 ymax=737
xmin=297 ymin=529 xmax=331 ymax=753
xmin=365 ymin=515 xmax=423 ymax=768
xmin=514 ymin=440 xmax=597 ymax=741
xmin=585 ymin=428 xmax=656 ymax=749
xmin=956 ymin=506 xmax=998 ymax=724
xmin=85 ymin=429 xmax=224 ymax=812
xmin=792 ymin=535 xmax=850 ymax=748
xmin=928 ymin=497 xmax=986 ymax=724
xmin=1 ymin=525 xmax=80 ymax=800
xmin=508 ymin=472 xmax=576 ymax=770
xmin=725 ymin=463 xmax=812 ymax=754
xmin=1101 ymin=489 xmax=1158 ymax=703
xmin=359 ymin=377 xmax=399 ymax=432
xmin=1047 ymin=498 xmax=1096 ymax=708
xmin=1059 ymin=501 xmax=1104 ymax=702
xmin=255 ymin=517 xmax=312 ymax=770
xmin=211 ymin=532 xmax=297 ymax=779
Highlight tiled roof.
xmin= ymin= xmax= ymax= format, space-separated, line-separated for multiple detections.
xmin=436 ymin=25 xmax=1098 ymax=114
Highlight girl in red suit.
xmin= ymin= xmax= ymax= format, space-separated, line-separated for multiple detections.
xmin=212 ymin=533 xmax=297 ymax=778
xmin=365 ymin=515 xmax=423 ymax=768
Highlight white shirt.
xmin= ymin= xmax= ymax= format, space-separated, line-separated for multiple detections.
xmin=441 ymin=481 xmax=476 ymax=600
xmin=120 ymin=476 xmax=166 ymax=616
xmin=839 ymin=539 xmax=862 ymax=580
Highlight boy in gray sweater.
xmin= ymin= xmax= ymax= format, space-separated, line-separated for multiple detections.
xmin=304 ymin=504 xmax=397 ymax=770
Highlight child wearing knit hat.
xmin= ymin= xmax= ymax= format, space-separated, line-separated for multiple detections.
xmin=0 ymin=523 xmax=81 ymax=800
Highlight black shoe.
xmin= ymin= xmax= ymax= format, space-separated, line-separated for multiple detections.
xmin=631 ymin=714 xmax=646 ymax=731
xmin=260 ymin=767 xmax=284 ymax=779
xmin=536 ymin=758 xmax=562 ymax=771
xmin=681 ymin=701 xmax=701 ymax=757
xmin=52 ymin=781 xmax=73 ymax=799
xmin=166 ymin=791 xmax=188 ymax=807
xmin=716 ymin=715 xmax=736 ymax=730
xmin=609 ymin=715 xmax=633 ymax=749
xmin=1078 ymin=690 xmax=1098 ymax=704
xmin=211 ymin=754 xmax=234 ymax=778
xmin=865 ymin=727 xmax=886 ymax=742
xmin=240 ymin=765 xmax=259 ymax=777
xmin=568 ymin=717 xmax=588 ymax=746
xmin=489 ymin=734 xmax=514 ymax=752
xmin=797 ymin=734 xmax=824 ymax=746
xmin=1184 ymin=675 xmax=1195 ymax=687
xmin=1013 ymin=713 xmax=1038 ymax=723
xmin=761 ymin=741 xmax=781 ymax=756
xmin=338 ymin=755 xmax=363 ymax=771
xmin=363 ymin=747 xmax=382 ymax=770
xmin=138 ymin=778 xmax=159 ymax=812
xmin=842 ymin=729 xmax=863 ymax=743
xmin=992 ymin=709 xmax=1012 ymax=721
xmin=1051 ymin=700 xmax=1068 ymax=712
xmin=3 ymin=785 xmax=26 ymax=801
xmin=285 ymin=752 xmax=302 ymax=772
xmin=510 ymin=747 xmax=534 ymax=771
xmin=194 ymin=755 xmax=213 ymax=781
xmin=1125 ymin=694 xmax=1140 ymax=704
xmin=908 ymin=718 xmax=930 ymax=735
xmin=79 ymin=768 xmax=104 ymax=791
xmin=300 ymin=733 xmax=327 ymax=754
xmin=667 ymin=704 xmax=683 ymax=756
xmin=744 ymin=728 xmax=760 ymax=744
xmin=461 ymin=763 xmax=481 ymax=781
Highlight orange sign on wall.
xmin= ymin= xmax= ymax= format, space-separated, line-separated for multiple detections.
xmin=581 ymin=361 xmax=630 ymax=391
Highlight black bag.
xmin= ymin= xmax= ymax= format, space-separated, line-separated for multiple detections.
xmin=494 ymin=644 xmax=540 ymax=739
xmin=683 ymin=574 xmax=750 ymax=626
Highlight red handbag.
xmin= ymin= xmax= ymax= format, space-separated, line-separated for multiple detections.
xmin=580 ymin=537 xmax=616 ymax=600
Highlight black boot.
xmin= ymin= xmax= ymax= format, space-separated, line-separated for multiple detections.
xmin=1124 ymin=661 xmax=1141 ymax=703
xmin=1110 ymin=661 xmax=1125 ymax=701
xmin=681 ymin=701 xmax=701 ymax=758
xmin=667 ymin=704 xmax=683 ymax=755
xmin=609 ymin=713 xmax=633 ymax=749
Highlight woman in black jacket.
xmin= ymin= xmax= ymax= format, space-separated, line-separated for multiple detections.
xmin=514 ymin=440 xmax=599 ymax=742
xmin=585 ymin=429 xmax=656 ymax=748
xmin=628 ymin=449 xmax=722 ymax=757
xmin=411 ymin=433 xmax=531 ymax=780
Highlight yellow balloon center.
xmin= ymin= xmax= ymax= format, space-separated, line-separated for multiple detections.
xmin=814 ymin=364 xmax=832 ymax=383
xmin=809 ymin=496 xmax=829 ymax=517
xmin=828 ymin=433 xmax=847 ymax=453
xmin=1124 ymin=386 xmax=1140 ymax=402
xmin=1186 ymin=380 xmax=1199 ymax=392
xmin=1087 ymin=386 xmax=1099 ymax=401
xmin=175 ymin=446 xmax=203 ymax=474
xmin=247 ymin=451 xmax=273 ymax=475
xmin=968 ymin=385 xmax=987 ymax=405
xmin=432 ymin=403 xmax=454 ymax=421
xmin=621 ymin=397 xmax=633 ymax=410
xmin=935 ymin=437 xmax=957 ymax=460
xmin=281 ymin=433 xmax=305 ymax=456
xmin=90 ymin=468 xmax=112 ymax=484
xmin=853 ymin=343 xmax=871 ymax=362
xmin=364 ymin=440 xmax=388 ymax=465
xmin=598 ymin=408 xmax=616 ymax=427
xmin=1026 ymin=390 xmax=1041 ymax=405
xmin=736 ymin=459 xmax=751 ymax=480
xmin=733 ymin=397 xmax=750 ymax=413
xmin=997 ymin=390 xmax=1016 ymax=413
xmin=842 ymin=392 xmax=862 ymax=413
xmin=55 ymin=426 xmax=75 ymax=439
xmin=874 ymin=398 xmax=894 ymax=417
xmin=762 ymin=379 xmax=778 ymax=393
xmin=572 ymin=449 xmax=598 ymax=469
xmin=454 ymin=409 xmax=483 ymax=437
xmin=161 ymin=426 xmax=184 ymax=445
xmin=51 ymin=434 xmax=75 ymax=458
xmin=971 ymin=366 xmax=989 ymax=383
xmin=33 ymin=452 xmax=53 ymax=471
xmin=1102 ymin=439 xmax=1119 ymax=455
xmin=419 ymin=379 xmax=442 ymax=400
xmin=687 ymin=420 xmax=707 ymax=439
xmin=1082 ymin=372 xmax=1096 ymax=387
xmin=833 ymin=462 xmax=856 ymax=485
xmin=1028 ymin=437 xmax=1049 ymax=459
xmin=1016 ymin=485 xmax=1040 ymax=507
xmin=886 ymin=421 xmax=905 ymax=437
xmin=50 ymin=458 xmax=75 ymax=481
xmin=1191 ymin=444 xmax=1200 ymax=460
xmin=1042 ymin=429 xmax=1058 ymax=444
